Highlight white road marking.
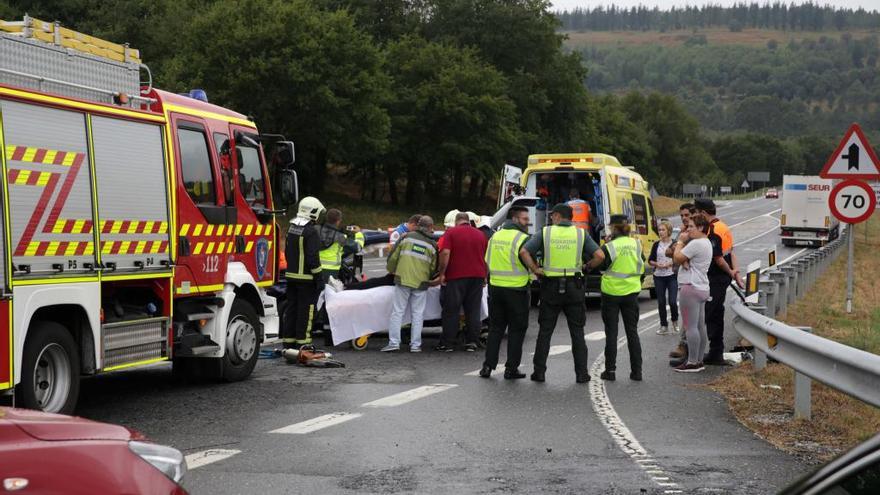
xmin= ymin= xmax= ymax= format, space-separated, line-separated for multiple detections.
xmin=269 ymin=412 xmax=362 ymax=434
xmin=185 ymin=449 xmax=241 ymax=469
xmin=585 ymin=331 xmax=605 ymax=341
xmin=589 ymin=318 xmax=688 ymax=490
xmin=728 ymin=208 xmax=781 ymax=228
xmin=639 ymin=309 xmax=659 ymax=320
xmin=361 ymin=384 xmax=457 ymax=407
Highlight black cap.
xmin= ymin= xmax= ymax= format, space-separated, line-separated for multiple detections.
xmin=694 ymin=197 xmax=716 ymax=211
xmin=609 ymin=214 xmax=630 ymax=225
xmin=551 ymin=204 xmax=573 ymax=219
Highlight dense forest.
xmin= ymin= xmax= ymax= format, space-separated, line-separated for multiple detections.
xmin=1 ymin=1 xmax=873 ymax=200
xmin=559 ymin=2 xmax=880 ymax=32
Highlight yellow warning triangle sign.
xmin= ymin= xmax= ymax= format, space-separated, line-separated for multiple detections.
xmin=820 ymin=123 xmax=880 ymax=180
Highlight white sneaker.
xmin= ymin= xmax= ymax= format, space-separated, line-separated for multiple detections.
xmin=671 ymin=321 xmax=679 ymax=333
xmin=656 ymin=326 xmax=670 ymax=335
xmin=327 ymin=276 xmax=345 ymax=292
xmin=410 ymin=346 xmax=422 ymax=353
xmin=380 ymin=344 xmax=399 ymax=352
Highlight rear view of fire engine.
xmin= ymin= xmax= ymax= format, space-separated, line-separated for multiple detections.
xmin=0 ymin=16 xmax=297 ymax=413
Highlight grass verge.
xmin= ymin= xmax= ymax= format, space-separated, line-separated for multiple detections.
xmin=709 ymin=217 xmax=880 ymax=463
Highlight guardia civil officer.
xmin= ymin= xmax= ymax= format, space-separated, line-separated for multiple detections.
xmin=479 ymin=206 xmax=536 ymax=379
xmin=282 ymin=196 xmax=325 ymax=350
xmin=520 ymin=204 xmax=604 ymax=383
xmin=590 ymin=214 xmax=646 ymax=381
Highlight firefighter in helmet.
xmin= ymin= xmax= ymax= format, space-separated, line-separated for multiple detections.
xmin=283 ymin=196 xmax=325 ymax=349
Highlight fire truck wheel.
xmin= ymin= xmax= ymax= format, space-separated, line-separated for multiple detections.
xmin=222 ymin=299 xmax=260 ymax=382
xmin=17 ymin=321 xmax=80 ymax=415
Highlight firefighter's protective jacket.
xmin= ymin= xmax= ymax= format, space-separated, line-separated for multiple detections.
xmin=286 ymin=217 xmax=322 ymax=283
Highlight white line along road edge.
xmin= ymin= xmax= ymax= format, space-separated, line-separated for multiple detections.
xmin=361 ymin=384 xmax=457 ymax=408
xmin=270 ymin=412 xmax=363 ymax=434
xmin=186 ymin=449 xmax=242 ymax=470
xmin=589 ymin=317 xmax=684 ymax=492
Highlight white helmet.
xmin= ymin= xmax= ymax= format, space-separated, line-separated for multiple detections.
xmin=466 ymin=211 xmax=480 ymax=225
xmin=444 ymin=209 xmax=460 ymax=228
xmin=296 ymin=196 xmax=325 ymax=221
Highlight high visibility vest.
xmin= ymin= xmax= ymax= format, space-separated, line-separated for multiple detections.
xmin=319 ymin=242 xmax=342 ymax=271
xmin=601 ymin=236 xmax=645 ymax=296
xmin=541 ymin=225 xmax=584 ymax=277
xmin=486 ymin=228 xmax=529 ymax=288
xmin=710 ymin=219 xmax=733 ymax=255
xmin=354 ymin=232 xmax=365 ymax=249
xmin=568 ymin=200 xmax=590 ymax=229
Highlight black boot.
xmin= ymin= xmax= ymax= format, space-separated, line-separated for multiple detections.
xmin=504 ymin=368 xmax=526 ymax=380
xmin=630 ymin=370 xmax=643 ymax=381
xmin=600 ymin=370 xmax=616 ymax=381
xmin=576 ymin=374 xmax=591 ymax=383
xmin=479 ymin=364 xmax=492 ymax=378
xmin=530 ymin=371 xmax=545 ymax=382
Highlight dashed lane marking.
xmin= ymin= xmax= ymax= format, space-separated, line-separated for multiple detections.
xmin=585 ymin=331 xmax=605 ymax=341
xmin=269 ymin=412 xmax=363 ymax=434
xmin=185 ymin=449 xmax=242 ymax=469
xmin=361 ymin=384 xmax=457 ymax=407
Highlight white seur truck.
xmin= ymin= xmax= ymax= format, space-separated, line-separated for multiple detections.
xmin=780 ymin=175 xmax=840 ymax=247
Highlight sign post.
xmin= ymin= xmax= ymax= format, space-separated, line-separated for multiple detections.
xmin=821 ymin=124 xmax=880 ymax=313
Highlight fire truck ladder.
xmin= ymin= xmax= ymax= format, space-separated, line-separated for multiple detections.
xmin=0 ymin=15 xmax=154 ymax=107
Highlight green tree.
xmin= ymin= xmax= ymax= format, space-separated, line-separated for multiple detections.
xmin=384 ymin=36 xmax=519 ymax=206
xmin=166 ymin=0 xmax=390 ymax=194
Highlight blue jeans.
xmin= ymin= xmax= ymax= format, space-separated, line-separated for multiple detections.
xmin=388 ymin=285 xmax=428 ymax=348
xmin=653 ymin=275 xmax=678 ymax=327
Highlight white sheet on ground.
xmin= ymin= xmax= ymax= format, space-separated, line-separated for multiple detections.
xmin=322 ymin=285 xmax=488 ymax=346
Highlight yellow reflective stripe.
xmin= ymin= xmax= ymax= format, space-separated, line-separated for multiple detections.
xmin=164 ymin=103 xmax=254 ymax=128
xmin=62 ymin=153 xmax=75 ymax=166
xmin=245 ymin=241 xmax=254 ymax=253
xmin=102 ymin=356 xmax=168 ymax=372
xmin=235 ymin=224 xmax=243 ymax=235
xmin=84 ymin=243 xmax=94 ymax=255
xmin=35 ymin=172 xmax=51 ymax=186
xmin=157 ymin=222 xmax=168 ymax=234
xmin=285 ymin=272 xmax=313 ymax=280
xmin=245 ymin=225 xmax=254 ymax=236
xmin=193 ymin=224 xmax=203 ymax=236
xmin=52 ymin=220 xmax=65 ymax=233
xmin=65 ymin=242 xmax=78 ymax=256
xmin=144 ymin=221 xmax=155 ymax=233
xmin=43 ymin=149 xmax=57 ymax=163
xmin=24 ymin=241 xmax=39 ymax=256
xmin=0 ymin=86 xmax=166 ymax=123
xmin=111 ymin=220 xmax=122 ymax=233
xmin=193 ymin=242 xmax=204 ymax=255
xmin=22 ymin=147 xmax=36 ymax=162
xmin=45 ymin=241 xmax=59 ymax=256
xmin=16 ymin=170 xmax=31 ymax=184
xmin=206 ymin=242 xmax=215 ymax=254
xmin=206 ymin=224 xmax=214 ymax=236
xmin=179 ymin=224 xmax=190 ymax=236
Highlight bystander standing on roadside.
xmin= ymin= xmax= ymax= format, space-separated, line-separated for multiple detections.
xmin=672 ymin=215 xmax=713 ymax=373
xmin=669 ymin=203 xmax=697 ymax=363
xmin=480 ymin=206 xmax=535 ymax=379
xmin=649 ymin=220 xmax=678 ymax=335
xmin=382 ymin=216 xmax=440 ymax=353
xmin=694 ymin=198 xmax=744 ymax=366
xmin=435 ymin=212 xmax=488 ymax=352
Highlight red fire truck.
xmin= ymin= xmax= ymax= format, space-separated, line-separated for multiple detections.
xmin=0 ymin=17 xmax=297 ymax=413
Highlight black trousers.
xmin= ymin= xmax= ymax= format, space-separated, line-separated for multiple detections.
xmin=441 ymin=278 xmax=484 ymax=346
xmin=345 ymin=273 xmax=395 ymax=290
xmin=601 ymin=292 xmax=642 ymax=373
xmin=282 ymin=282 xmax=318 ymax=347
xmin=705 ymin=276 xmax=730 ymax=359
xmin=484 ymin=286 xmax=530 ymax=370
xmin=533 ymin=278 xmax=589 ymax=377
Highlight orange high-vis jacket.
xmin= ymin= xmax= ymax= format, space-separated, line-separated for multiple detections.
xmin=710 ymin=219 xmax=733 ymax=255
xmin=568 ymin=200 xmax=591 ymax=229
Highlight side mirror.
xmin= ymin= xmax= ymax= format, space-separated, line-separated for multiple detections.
xmin=275 ymin=141 xmax=295 ymax=169
xmin=281 ymin=169 xmax=299 ymax=205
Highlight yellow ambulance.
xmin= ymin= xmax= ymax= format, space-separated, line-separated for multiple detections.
xmin=495 ymin=153 xmax=660 ymax=294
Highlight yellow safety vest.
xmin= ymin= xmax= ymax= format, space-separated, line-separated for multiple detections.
xmin=542 ymin=225 xmax=584 ymax=277
xmin=319 ymin=242 xmax=342 ymax=271
xmin=354 ymin=232 xmax=365 ymax=249
xmin=601 ymin=236 xmax=644 ymax=296
xmin=486 ymin=228 xmax=529 ymax=288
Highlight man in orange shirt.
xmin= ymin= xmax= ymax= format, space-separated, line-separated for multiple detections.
xmin=693 ymin=198 xmax=744 ymax=366
xmin=566 ymin=188 xmax=591 ymax=230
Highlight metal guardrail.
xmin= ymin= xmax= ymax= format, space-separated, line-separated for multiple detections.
xmin=731 ymin=226 xmax=880 ymax=418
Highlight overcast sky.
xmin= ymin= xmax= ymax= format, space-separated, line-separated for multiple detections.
xmin=552 ymin=1 xmax=877 ymax=11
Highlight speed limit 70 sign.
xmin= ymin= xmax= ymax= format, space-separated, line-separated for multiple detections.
xmin=829 ymin=180 xmax=876 ymax=224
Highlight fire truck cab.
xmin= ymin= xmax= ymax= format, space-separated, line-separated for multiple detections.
xmin=0 ymin=17 xmax=294 ymax=413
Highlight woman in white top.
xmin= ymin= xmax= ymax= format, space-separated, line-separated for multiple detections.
xmin=672 ymin=215 xmax=713 ymax=373
xmin=649 ymin=221 xmax=679 ymax=335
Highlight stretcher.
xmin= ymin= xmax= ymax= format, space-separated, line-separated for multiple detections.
xmin=320 ymin=285 xmax=489 ymax=348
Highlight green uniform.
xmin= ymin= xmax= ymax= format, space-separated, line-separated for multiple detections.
xmin=523 ymin=221 xmax=600 ymax=379
xmin=483 ymin=222 xmax=530 ymax=371
xmin=600 ymin=235 xmax=646 ymax=376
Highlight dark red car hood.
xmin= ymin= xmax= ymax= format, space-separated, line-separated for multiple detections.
xmin=1 ymin=407 xmax=135 ymax=441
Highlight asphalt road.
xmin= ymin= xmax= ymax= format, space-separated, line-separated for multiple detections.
xmin=76 ymin=196 xmax=814 ymax=494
